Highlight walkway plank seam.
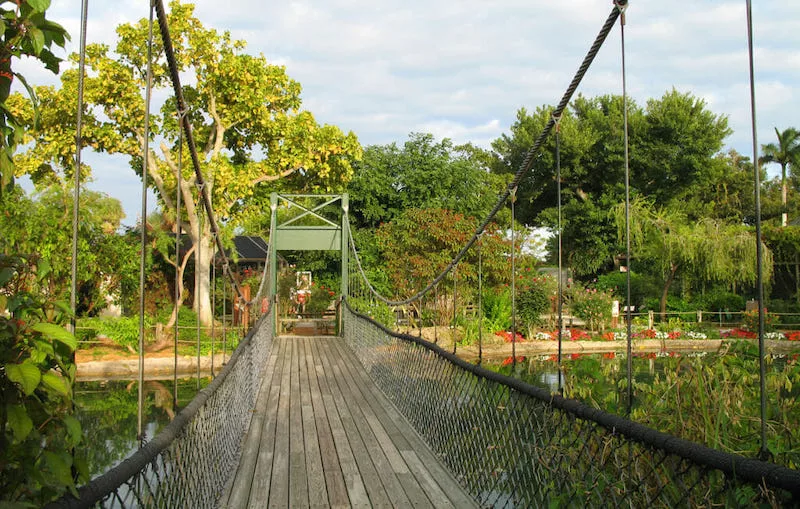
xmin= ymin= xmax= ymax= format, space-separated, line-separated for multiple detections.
xmin=223 ymin=336 xmax=477 ymax=509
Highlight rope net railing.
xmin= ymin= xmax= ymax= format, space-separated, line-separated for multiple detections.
xmin=47 ymin=307 xmax=274 ymax=509
xmin=342 ymin=304 xmax=800 ymax=507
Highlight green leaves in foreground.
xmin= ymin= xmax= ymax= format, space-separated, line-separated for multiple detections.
xmin=1 ymin=255 xmax=85 ymax=505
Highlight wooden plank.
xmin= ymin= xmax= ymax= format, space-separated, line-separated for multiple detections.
xmin=302 ymin=337 xmax=349 ymax=508
xmin=289 ymin=339 xmax=309 ymax=507
xmin=328 ymin=341 xmax=433 ymax=509
xmin=298 ymin=338 xmax=327 ymax=507
xmin=313 ymin=338 xmax=385 ymax=507
xmin=332 ymin=340 xmax=478 ymax=508
xmin=247 ymin=336 xmax=288 ymax=508
xmin=320 ymin=339 xmax=411 ymax=508
xmin=266 ymin=336 xmax=293 ymax=508
xmin=223 ymin=334 xmax=282 ymax=507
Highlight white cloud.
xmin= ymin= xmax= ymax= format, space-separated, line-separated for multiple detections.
xmin=20 ymin=0 xmax=799 ymax=222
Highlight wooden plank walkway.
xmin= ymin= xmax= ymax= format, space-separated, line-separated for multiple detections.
xmin=223 ymin=335 xmax=477 ymax=508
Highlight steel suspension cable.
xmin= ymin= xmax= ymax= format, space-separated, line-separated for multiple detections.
xmin=137 ymin=1 xmax=155 ymax=443
xmin=555 ymin=115 xmax=563 ymax=392
xmin=173 ymin=115 xmax=184 ymax=408
xmin=70 ymin=0 xmax=88 ymax=336
xmin=196 ymin=198 xmax=203 ymax=390
xmin=347 ymin=2 xmax=626 ymax=307
xmin=745 ymin=0 xmax=770 ymax=460
xmin=511 ymin=187 xmax=517 ymax=370
xmin=616 ymin=0 xmax=634 ymax=417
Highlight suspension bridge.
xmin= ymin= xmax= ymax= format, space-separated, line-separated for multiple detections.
xmin=41 ymin=0 xmax=800 ymax=507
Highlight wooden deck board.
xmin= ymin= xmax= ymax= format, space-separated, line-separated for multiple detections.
xmin=224 ymin=335 xmax=477 ymax=508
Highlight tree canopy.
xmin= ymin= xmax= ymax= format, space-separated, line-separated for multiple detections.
xmin=10 ymin=0 xmax=362 ymax=325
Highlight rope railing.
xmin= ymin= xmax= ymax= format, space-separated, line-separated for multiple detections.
xmin=342 ymin=303 xmax=800 ymax=507
xmin=47 ymin=307 xmax=274 ymax=509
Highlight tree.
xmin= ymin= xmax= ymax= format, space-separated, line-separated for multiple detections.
xmin=491 ymin=90 xmax=733 ymax=277
xmin=0 ymin=0 xmax=68 ymax=195
xmin=10 ymin=1 xmax=362 ymax=326
xmin=375 ymin=207 xmax=514 ymax=310
xmin=760 ymin=127 xmax=800 ymax=227
xmin=0 ymin=185 xmax=132 ymax=312
xmin=614 ymin=199 xmax=772 ymax=318
xmin=348 ymin=133 xmax=503 ymax=229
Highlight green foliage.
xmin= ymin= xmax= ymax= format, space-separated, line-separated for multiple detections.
xmin=0 ymin=185 xmax=133 ymax=316
xmin=78 ymin=316 xmax=147 ymax=351
xmin=595 ymin=271 xmax=659 ymax=311
xmin=348 ymin=297 xmax=395 ymax=330
xmin=0 ymin=0 xmax=69 ymax=195
xmin=1 ymin=255 xmax=86 ymax=505
xmin=348 ymin=133 xmax=502 ymax=229
xmin=699 ymin=289 xmax=745 ymax=312
xmin=376 ymin=207 xmax=512 ymax=299
xmin=482 ymin=287 xmax=512 ymax=332
xmin=517 ymin=274 xmax=556 ymax=335
xmin=741 ymin=309 xmax=777 ymax=333
xmin=569 ymin=284 xmax=615 ymax=332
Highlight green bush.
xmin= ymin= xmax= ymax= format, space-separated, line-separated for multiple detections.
xmin=595 ymin=271 xmax=658 ymax=310
xmin=482 ymin=287 xmax=512 ymax=332
xmin=517 ymin=275 xmax=556 ymax=334
xmin=571 ymin=287 xmax=614 ymax=332
xmin=78 ymin=316 xmax=148 ymax=350
xmin=700 ymin=290 xmax=745 ymax=312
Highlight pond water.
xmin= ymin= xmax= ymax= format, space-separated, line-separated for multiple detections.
xmin=74 ymin=376 xmax=211 ymax=478
xmin=482 ymin=344 xmax=800 ymax=469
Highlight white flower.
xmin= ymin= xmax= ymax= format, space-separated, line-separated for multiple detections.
xmin=686 ymin=331 xmax=707 ymax=340
xmin=765 ymin=332 xmax=785 ymax=340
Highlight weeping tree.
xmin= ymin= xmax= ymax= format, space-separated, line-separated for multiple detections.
xmin=615 ymin=199 xmax=772 ymax=318
xmin=9 ymin=1 xmax=361 ymax=326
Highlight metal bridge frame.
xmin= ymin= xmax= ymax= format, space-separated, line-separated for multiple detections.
xmin=268 ymin=193 xmax=349 ymax=333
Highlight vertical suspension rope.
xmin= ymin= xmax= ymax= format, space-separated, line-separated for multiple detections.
xmin=222 ymin=266 xmax=227 ymax=365
xmin=478 ymin=236 xmax=483 ymax=365
xmin=555 ymin=115 xmax=564 ymax=393
xmin=138 ymin=1 xmax=156 ymax=443
xmin=173 ymin=117 xmax=183 ymax=408
xmin=434 ymin=284 xmax=439 ymax=344
xmin=745 ymin=0 xmax=770 ymax=460
xmin=196 ymin=195 xmax=203 ymax=390
xmin=70 ymin=0 xmax=88 ymax=335
xmin=511 ymin=187 xmax=517 ymax=370
xmin=452 ymin=265 xmax=458 ymax=355
xmin=616 ymin=0 xmax=634 ymax=416
xmin=211 ymin=239 xmax=216 ymax=377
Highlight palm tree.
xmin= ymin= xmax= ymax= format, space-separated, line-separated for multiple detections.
xmin=760 ymin=127 xmax=800 ymax=226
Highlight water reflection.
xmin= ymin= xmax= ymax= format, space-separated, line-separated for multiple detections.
xmin=74 ymin=376 xmax=211 ymax=477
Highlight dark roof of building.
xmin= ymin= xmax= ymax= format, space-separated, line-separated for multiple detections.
xmin=230 ymin=236 xmax=268 ymax=262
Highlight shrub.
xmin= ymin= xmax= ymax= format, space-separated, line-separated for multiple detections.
xmin=700 ymin=290 xmax=746 ymax=312
xmin=482 ymin=287 xmax=512 ymax=332
xmin=517 ymin=275 xmax=556 ymax=335
xmin=742 ymin=308 xmax=777 ymax=332
xmin=571 ymin=287 xmax=614 ymax=332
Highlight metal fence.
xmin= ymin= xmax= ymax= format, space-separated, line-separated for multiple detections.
xmin=47 ymin=308 xmax=274 ymax=509
xmin=343 ymin=303 xmax=800 ymax=507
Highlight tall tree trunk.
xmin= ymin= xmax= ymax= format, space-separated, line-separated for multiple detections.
xmin=782 ymin=163 xmax=788 ymax=227
xmin=193 ymin=227 xmax=214 ymax=327
xmin=660 ymin=263 xmax=679 ymax=321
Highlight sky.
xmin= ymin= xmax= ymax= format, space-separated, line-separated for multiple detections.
xmin=15 ymin=0 xmax=800 ymax=227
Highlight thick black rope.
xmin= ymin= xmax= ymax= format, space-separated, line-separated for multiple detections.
xmin=350 ymin=2 xmax=626 ymax=306
xmin=344 ymin=301 xmax=800 ymax=498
